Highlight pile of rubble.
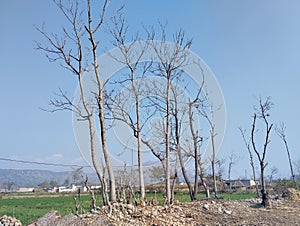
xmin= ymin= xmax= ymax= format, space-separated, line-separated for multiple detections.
xmin=25 ymin=200 xmax=238 ymax=225
xmin=0 ymin=215 xmax=22 ymax=226
xmin=282 ymin=188 xmax=300 ymax=201
xmin=25 ymin=195 xmax=300 ymax=225
xmin=80 ymin=199 xmax=240 ymax=225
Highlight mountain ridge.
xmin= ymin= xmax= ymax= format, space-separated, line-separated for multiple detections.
xmin=0 ymin=168 xmax=98 ymax=187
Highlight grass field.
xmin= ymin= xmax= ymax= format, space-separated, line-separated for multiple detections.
xmin=0 ymin=191 xmax=256 ymax=225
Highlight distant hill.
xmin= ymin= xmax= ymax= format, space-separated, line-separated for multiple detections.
xmin=0 ymin=169 xmax=99 ymax=187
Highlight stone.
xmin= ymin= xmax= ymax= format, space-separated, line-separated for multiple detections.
xmin=203 ymin=204 xmax=209 ymax=210
xmin=223 ymin=209 xmax=232 ymax=215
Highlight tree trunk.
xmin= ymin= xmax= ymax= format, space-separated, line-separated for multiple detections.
xmin=228 ymin=163 xmax=232 ymax=191
xmin=131 ymin=69 xmax=145 ymax=201
xmin=177 ymin=144 xmax=194 ymax=200
xmin=98 ymin=92 xmax=116 ymax=202
xmin=252 ymin=163 xmax=260 ymax=197
xmin=165 ymin=74 xmax=171 ymax=205
xmin=86 ymin=2 xmax=116 ymax=202
xmin=170 ymin=168 xmax=178 ymax=203
xmin=199 ymin=162 xmax=210 ymax=198
xmin=193 ymin=152 xmax=199 ymax=200
xmin=78 ymin=74 xmax=110 ymax=206
xmin=211 ymin=127 xmax=218 ymax=198
xmin=189 ymin=103 xmax=199 ymax=200
xmin=136 ymin=99 xmax=145 ymax=200
xmin=283 ymin=137 xmax=297 ymax=188
xmin=261 ymin=161 xmax=269 ymax=207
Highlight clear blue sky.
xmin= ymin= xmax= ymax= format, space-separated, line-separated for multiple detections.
xmin=1 ymin=0 xmax=300 ymax=179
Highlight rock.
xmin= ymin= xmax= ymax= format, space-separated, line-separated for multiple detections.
xmin=223 ymin=209 xmax=232 ymax=215
xmin=56 ymin=214 xmax=86 ymax=226
xmin=27 ymin=211 xmax=60 ymax=226
xmin=203 ymin=204 xmax=209 ymax=210
xmin=0 ymin=215 xmax=22 ymax=226
xmin=282 ymin=188 xmax=300 ymax=201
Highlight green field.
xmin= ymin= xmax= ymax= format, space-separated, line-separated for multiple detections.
xmin=0 ymin=193 xmax=99 ymax=225
xmin=0 ymin=191 xmax=256 ymax=225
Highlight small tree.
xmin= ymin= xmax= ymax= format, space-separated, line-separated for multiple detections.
xmin=49 ymin=180 xmax=59 ymax=188
xmin=227 ymin=152 xmax=239 ymax=191
xmin=267 ymin=166 xmax=278 ymax=186
xmin=251 ymin=97 xmax=273 ymax=207
xmin=294 ymin=159 xmax=300 ymax=184
xmin=275 ymin=122 xmax=297 ymax=188
xmin=239 ymin=127 xmax=260 ymax=197
xmin=148 ymin=165 xmax=165 ymax=183
xmin=72 ymin=167 xmax=84 ymax=185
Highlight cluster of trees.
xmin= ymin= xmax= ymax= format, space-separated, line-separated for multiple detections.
xmin=239 ymin=96 xmax=298 ymax=207
xmin=37 ymin=0 xmax=225 ymax=206
xmin=37 ymin=0 xmax=298 ymax=208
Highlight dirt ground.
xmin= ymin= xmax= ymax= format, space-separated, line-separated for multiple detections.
xmin=57 ymin=197 xmax=299 ymax=226
xmin=29 ymin=189 xmax=300 ymax=225
xmin=96 ymin=199 xmax=300 ymax=226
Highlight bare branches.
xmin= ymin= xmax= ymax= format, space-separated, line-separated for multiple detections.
xmin=35 ymin=0 xmax=85 ymax=76
xmin=248 ymin=96 xmax=274 ymax=206
xmin=251 ymin=97 xmax=274 ymax=164
xmin=42 ymin=88 xmax=86 ymax=118
xmin=36 ymin=0 xmax=118 ymax=205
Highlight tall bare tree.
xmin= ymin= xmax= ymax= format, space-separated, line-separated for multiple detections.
xmin=251 ymin=97 xmax=273 ymax=207
xmin=186 ymin=73 xmax=211 ymax=199
xmin=148 ymin=26 xmax=192 ymax=205
xmin=275 ymin=122 xmax=297 ymax=188
xmin=196 ymin=90 xmax=220 ymax=198
xmin=107 ymin=15 xmax=150 ymax=200
xmin=36 ymin=0 xmax=118 ymax=204
xmin=169 ymin=81 xmax=195 ymax=201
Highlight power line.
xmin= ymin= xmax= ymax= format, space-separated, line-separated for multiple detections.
xmin=0 ymin=157 xmax=91 ymax=168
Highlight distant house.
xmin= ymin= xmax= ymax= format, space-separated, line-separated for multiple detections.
xmin=57 ymin=184 xmax=78 ymax=193
xmin=17 ymin=187 xmax=35 ymax=193
xmin=226 ymin=179 xmax=258 ymax=190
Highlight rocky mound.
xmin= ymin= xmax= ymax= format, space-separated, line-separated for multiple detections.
xmin=282 ymin=188 xmax=300 ymax=201
xmin=0 ymin=215 xmax=22 ymax=226
xmin=25 ymin=197 xmax=300 ymax=225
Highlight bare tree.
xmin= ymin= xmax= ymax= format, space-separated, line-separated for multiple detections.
xmin=148 ymin=25 xmax=192 ymax=205
xmin=216 ymin=158 xmax=225 ymax=182
xmin=294 ymin=159 xmax=300 ymax=184
xmin=148 ymin=165 xmax=165 ymax=183
xmin=84 ymin=175 xmax=97 ymax=210
xmin=239 ymin=128 xmax=260 ymax=197
xmin=267 ymin=166 xmax=278 ymax=186
xmin=251 ymin=97 xmax=273 ymax=207
xmin=187 ymin=102 xmax=200 ymax=199
xmin=186 ymin=74 xmax=211 ymax=199
xmin=36 ymin=0 xmax=118 ymax=205
xmin=170 ymin=81 xmax=195 ymax=201
xmin=196 ymin=90 xmax=220 ymax=198
xmin=107 ymin=15 xmax=150 ymax=200
xmin=275 ymin=122 xmax=297 ymax=188
xmin=227 ymin=152 xmax=239 ymax=191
